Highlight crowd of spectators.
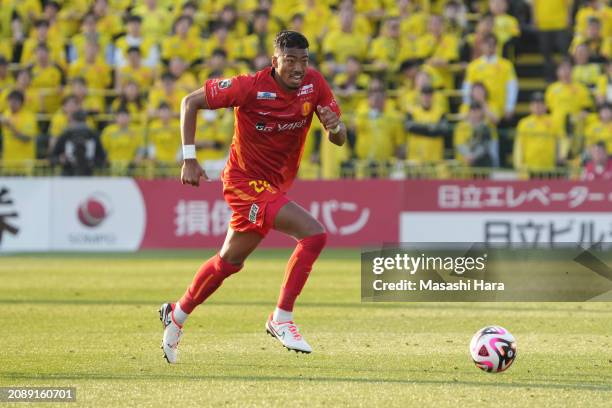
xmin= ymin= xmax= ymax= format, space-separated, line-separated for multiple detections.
xmin=0 ymin=0 xmax=610 ymax=178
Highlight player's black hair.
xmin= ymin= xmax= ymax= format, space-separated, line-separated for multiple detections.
xmin=158 ymin=102 xmax=171 ymax=110
xmin=274 ymin=30 xmax=309 ymax=51
xmin=127 ymin=46 xmax=141 ymax=54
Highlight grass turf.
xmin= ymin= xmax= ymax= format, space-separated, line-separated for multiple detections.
xmin=0 ymin=249 xmax=611 ymax=407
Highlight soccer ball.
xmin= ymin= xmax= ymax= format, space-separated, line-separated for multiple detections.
xmin=469 ymin=326 xmax=517 ymax=373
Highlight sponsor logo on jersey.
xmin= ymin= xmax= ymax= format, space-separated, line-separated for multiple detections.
xmin=255 ymin=122 xmax=274 ymax=132
xmin=248 ymin=203 xmax=259 ymax=223
xmin=218 ymin=79 xmax=232 ymax=89
xmin=277 ymin=118 xmax=308 ymax=131
xmin=302 ymin=101 xmax=312 ymax=116
xmin=257 ymin=91 xmax=277 ymax=100
xmin=297 ymin=84 xmax=313 ymax=96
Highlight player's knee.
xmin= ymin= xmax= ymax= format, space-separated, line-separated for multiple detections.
xmin=302 ymin=218 xmax=326 ymax=238
xmin=300 ymin=230 xmax=327 ymax=253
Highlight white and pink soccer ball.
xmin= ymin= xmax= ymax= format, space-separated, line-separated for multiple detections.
xmin=470 ymin=326 xmax=517 ymax=373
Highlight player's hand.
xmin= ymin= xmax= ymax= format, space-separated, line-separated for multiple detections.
xmin=317 ymin=105 xmax=340 ymax=131
xmin=181 ymin=159 xmax=208 ymax=187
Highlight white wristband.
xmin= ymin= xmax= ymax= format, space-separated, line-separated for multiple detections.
xmin=182 ymin=144 xmax=196 ymax=160
xmin=330 ymin=124 xmax=341 ymax=134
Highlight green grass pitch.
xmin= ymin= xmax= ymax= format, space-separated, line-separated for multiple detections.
xmin=1 ymin=249 xmax=611 ymax=407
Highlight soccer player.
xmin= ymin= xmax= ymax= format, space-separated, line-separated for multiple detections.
xmin=159 ymin=31 xmax=345 ymax=363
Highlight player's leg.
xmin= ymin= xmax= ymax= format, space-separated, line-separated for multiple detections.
xmin=265 ymin=201 xmax=327 ymax=353
xmin=176 ymin=228 xmax=263 ymax=317
xmin=160 ymin=228 xmax=262 ymax=363
xmin=273 ymin=201 xmax=327 ymax=318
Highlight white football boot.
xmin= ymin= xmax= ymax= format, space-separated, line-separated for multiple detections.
xmin=159 ymin=303 xmax=183 ymax=364
xmin=266 ymin=314 xmax=312 ymax=354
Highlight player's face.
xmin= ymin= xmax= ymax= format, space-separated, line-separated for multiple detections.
xmin=273 ymin=48 xmax=309 ymax=90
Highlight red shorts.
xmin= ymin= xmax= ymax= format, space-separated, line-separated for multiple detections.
xmin=223 ymin=178 xmax=289 ymax=237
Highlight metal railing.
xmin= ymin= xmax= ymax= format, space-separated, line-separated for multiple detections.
xmin=0 ymin=159 xmax=580 ymax=180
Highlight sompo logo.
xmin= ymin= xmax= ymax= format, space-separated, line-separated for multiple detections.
xmin=77 ymin=193 xmax=112 ymax=228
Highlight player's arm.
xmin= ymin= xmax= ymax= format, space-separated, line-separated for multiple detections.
xmin=181 ymin=75 xmax=251 ymax=186
xmin=180 ymin=87 xmax=209 ymax=187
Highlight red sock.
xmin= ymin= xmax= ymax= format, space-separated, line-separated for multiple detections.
xmin=277 ymin=233 xmax=327 ymax=312
xmin=178 ymin=254 xmax=242 ymax=314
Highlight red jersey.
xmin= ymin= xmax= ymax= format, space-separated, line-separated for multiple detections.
xmin=204 ymin=66 xmax=340 ymax=192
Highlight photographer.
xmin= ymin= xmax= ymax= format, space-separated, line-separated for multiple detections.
xmin=50 ymin=110 xmax=106 ymax=176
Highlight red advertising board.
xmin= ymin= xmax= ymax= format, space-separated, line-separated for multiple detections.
xmin=3 ymin=178 xmax=610 ymax=252
xmin=137 ymin=179 xmax=402 ymax=248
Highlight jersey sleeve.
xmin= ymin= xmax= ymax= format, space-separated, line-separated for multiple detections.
xmin=314 ymin=73 xmax=341 ymax=121
xmin=204 ymin=74 xmax=255 ymax=109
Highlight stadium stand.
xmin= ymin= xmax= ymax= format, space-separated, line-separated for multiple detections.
xmin=0 ymin=0 xmax=610 ymax=180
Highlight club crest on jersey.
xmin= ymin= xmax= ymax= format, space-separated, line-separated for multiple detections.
xmin=218 ymin=79 xmax=232 ymax=89
xmin=297 ymin=84 xmax=313 ymax=96
xmin=302 ymin=101 xmax=312 ymax=116
xmin=257 ymin=91 xmax=277 ymax=100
